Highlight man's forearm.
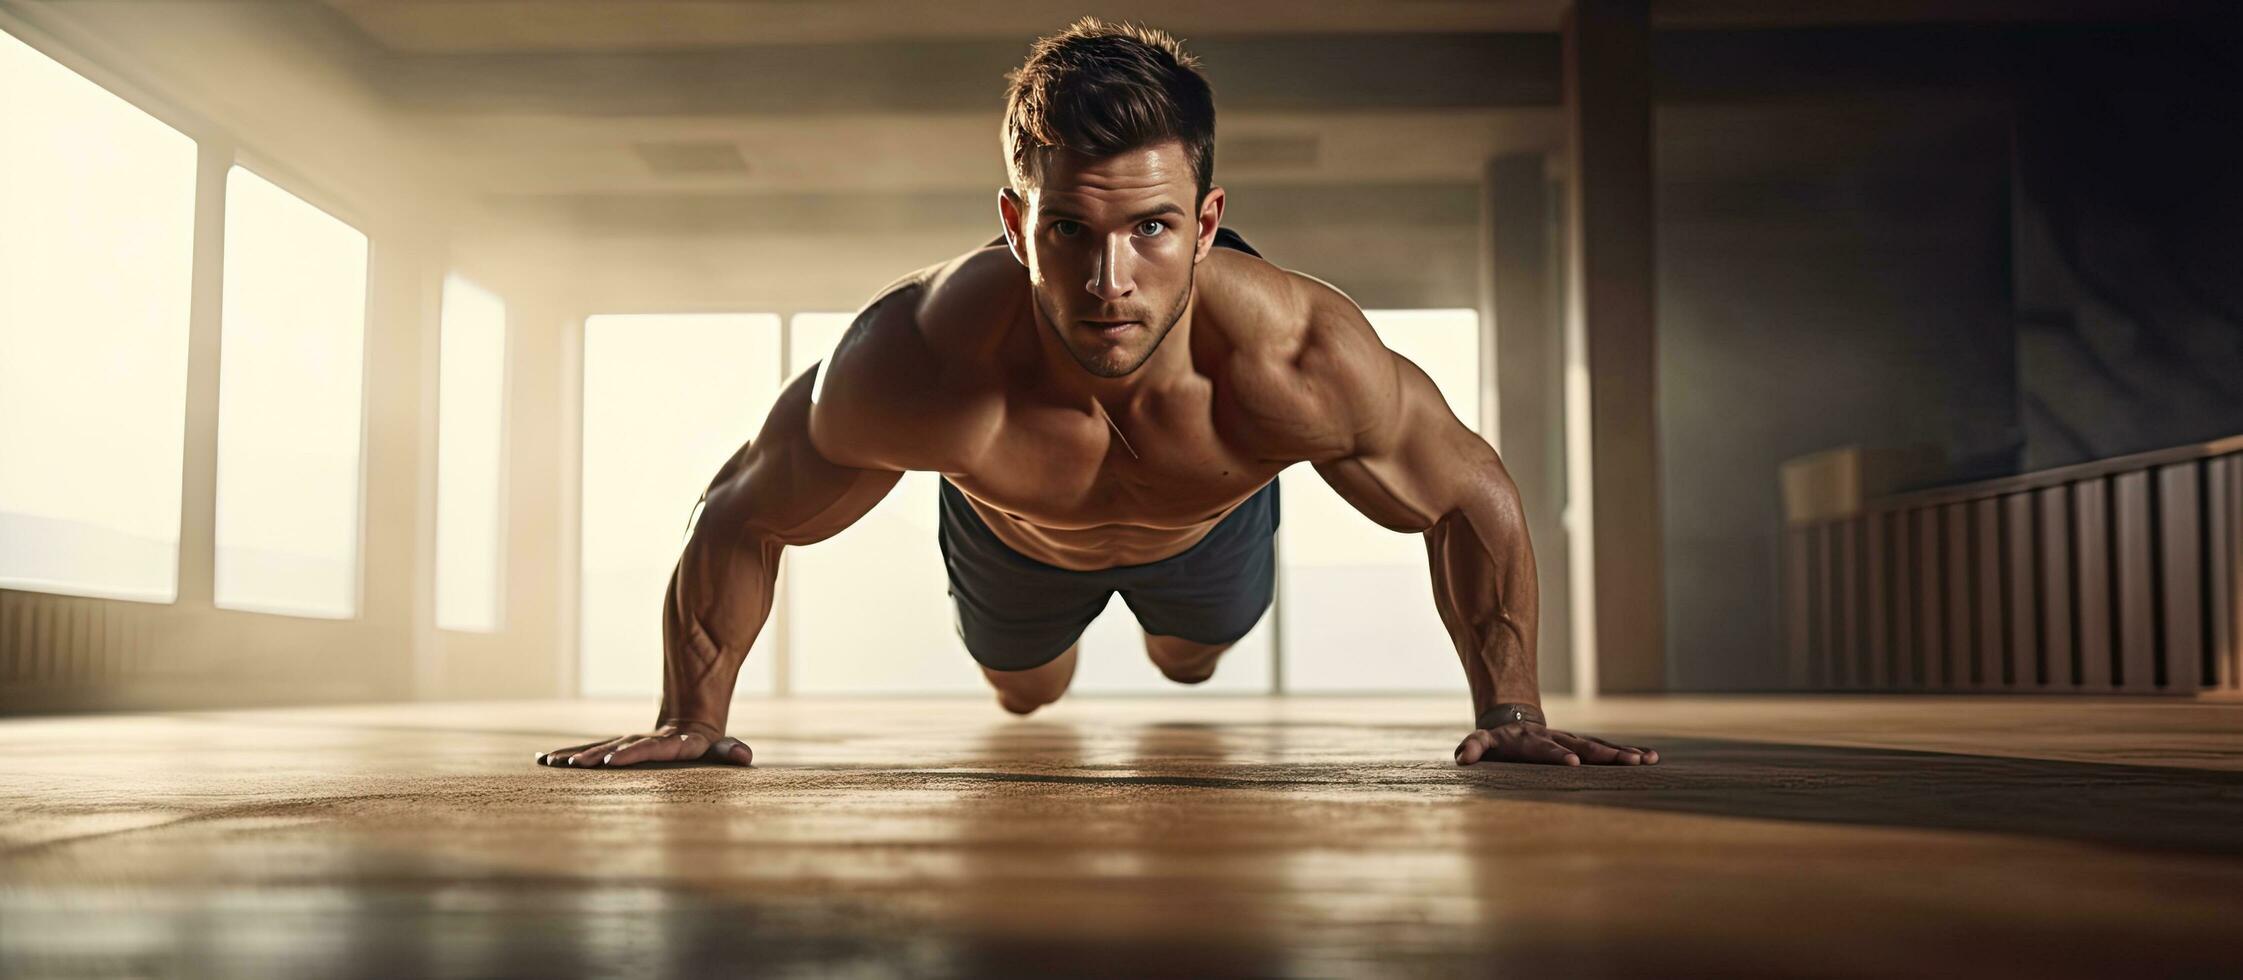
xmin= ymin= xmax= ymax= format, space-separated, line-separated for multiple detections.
xmin=1423 ymin=474 xmax=1542 ymax=727
xmin=658 ymin=516 xmax=782 ymax=732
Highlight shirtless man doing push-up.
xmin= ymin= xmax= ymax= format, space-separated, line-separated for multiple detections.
xmin=540 ymin=18 xmax=1658 ymax=771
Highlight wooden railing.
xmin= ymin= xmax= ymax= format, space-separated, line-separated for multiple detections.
xmin=1784 ymin=436 xmax=2243 ymax=694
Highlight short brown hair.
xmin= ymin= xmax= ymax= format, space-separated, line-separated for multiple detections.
xmin=1002 ymin=17 xmax=1216 ymax=204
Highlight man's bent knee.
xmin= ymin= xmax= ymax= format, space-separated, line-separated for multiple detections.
xmin=982 ymin=642 xmax=1079 ymax=715
xmin=1162 ymin=663 xmax=1217 ymax=685
xmin=1144 ymin=633 xmax=1232 ymax=685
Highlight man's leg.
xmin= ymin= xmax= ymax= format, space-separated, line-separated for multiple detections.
xmin=1124 ymin=478 xmax=1277 ymax=686
xmin=1143 ymin=633 xmax=1232 ymax=685
xmin=982 ymin=642 xmax=1080 ymax=715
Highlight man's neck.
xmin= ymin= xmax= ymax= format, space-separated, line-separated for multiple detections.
xmin=1034 ymin=288 xmax=1199 ymax=411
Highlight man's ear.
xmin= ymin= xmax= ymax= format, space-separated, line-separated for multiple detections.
xmin=997 ymin=187 xmax=1030 ymax=267
xmin=1193 ymin=186 xmax=1226 ymax=264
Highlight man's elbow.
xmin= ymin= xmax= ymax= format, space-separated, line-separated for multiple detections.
xmin=1457 ymin=448 xmax=1528 ymax=536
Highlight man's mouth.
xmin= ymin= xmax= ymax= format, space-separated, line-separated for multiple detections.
xmin=1082 ymin=319 xmax=1141 ymax=334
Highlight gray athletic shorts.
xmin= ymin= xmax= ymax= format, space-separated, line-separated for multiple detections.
xmin=938 ymin=476 xmax=1281 ymax=672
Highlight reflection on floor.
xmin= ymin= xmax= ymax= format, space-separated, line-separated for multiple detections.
xmin=4 ymin=696 xmax=2242 ymax=978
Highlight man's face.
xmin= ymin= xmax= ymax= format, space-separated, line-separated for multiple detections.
xmin=1001 ymin=139 xmax=1222 ymax=379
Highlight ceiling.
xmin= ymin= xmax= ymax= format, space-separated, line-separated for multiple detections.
xmin=305 ymin=4 xmax=1574 ymax=213
xmin=21 ymin=0 xmax=2219 ymax=237
xmin=316 ymin=0 xmax=2218 ymax=54
xmin=317 ymin=1 xmax=1574 ymax=52
xmin=425 ymin=109 xmax=1565 ymax=198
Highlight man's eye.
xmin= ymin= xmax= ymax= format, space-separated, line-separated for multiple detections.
xmin=1138 ymin=221 xmax=1167 ymax=237
xmin=1052 ymin=220 xmax=1080 ymax=236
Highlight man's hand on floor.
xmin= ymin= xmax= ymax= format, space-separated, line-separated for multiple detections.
xmin=1455 ymin=716 xmax=1659 ymax=767
xmin=537 ymin=721 xmax=754 ymax=768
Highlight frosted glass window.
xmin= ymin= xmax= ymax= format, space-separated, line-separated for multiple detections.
xmin=1280 ymin=309 xmax=1482 ymax=692
xmin=581 ymin=314 xmax=782 ymax=698
xmin=0 ymin=30 xmax=197 ymax=602
xmin=212 ymin=166 xmax=368 ymax=618
xmin=784 ymin=313 xmax=982 ymax=694
xmin=435 ymin=275 xmax=508 ymax=632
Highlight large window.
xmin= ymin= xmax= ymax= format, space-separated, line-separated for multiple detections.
xmin=1279 ymin=309 xmax=1482 ymax=692
xmin=0 ymin=29 xmax=197 ymax=601
xmin=580 ymin=314 xmax=783 ymax=698
xmin=212 ymin=165 xmax=370 ymax=618
xmin=435 ymin=275 xmax=508 ymax=632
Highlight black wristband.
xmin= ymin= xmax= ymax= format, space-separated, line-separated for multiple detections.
xmin=1477 ymin=702 xmax=1545 ymax=730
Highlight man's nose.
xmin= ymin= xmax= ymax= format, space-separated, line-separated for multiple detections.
xmin=1087 ymin=234 xmax=1135 ymax=301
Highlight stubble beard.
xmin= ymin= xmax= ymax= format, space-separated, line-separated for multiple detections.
xmin=1037 ymin=265 xmax=1195 ymax=379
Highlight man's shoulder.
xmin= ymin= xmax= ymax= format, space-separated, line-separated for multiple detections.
xmin=1201 ymin=249 xmax=1378 ymax=375
xmin=1195 ymin=245 xmax=1300 ymax=349
xmin=824 ymin=244 xmax=1022 ymax=372
xmin=804 ymin=247 xmax=1017 ymax=469
xmin=920 ymin=243 xmax=1032 ymax=351
xmin=1205 ymin=253 xmax=1398 ymax=463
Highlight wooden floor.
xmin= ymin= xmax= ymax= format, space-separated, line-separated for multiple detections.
xmin=4 ymin=695 xmax=2242 ymax=978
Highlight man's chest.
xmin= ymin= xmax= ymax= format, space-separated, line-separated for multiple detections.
xmin=946 ymin=392 xmax=1290 ymax=531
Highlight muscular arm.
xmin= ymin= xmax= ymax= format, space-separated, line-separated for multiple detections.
xmin=540 ymin=285 xmax=920 ymax=768
xmin=1294 ymin=301 xmax=1543 ymax=728
xmin=1326 ymin=379 xmax=1540 ymax=728
xmin=658 ymin=363 xmax=903 ymax=731
xmin=1290 ymin=277 xmax=1656 ymax=767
